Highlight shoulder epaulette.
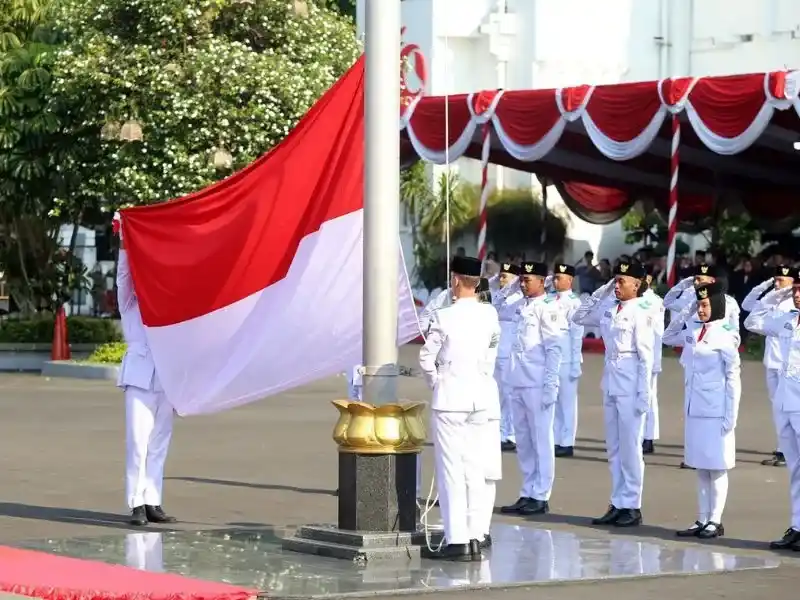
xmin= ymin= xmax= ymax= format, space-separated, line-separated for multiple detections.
xmin=722 ymin=323 xmax=734 ymax=331
xmin=543 ymin=295 xmax=556 ymax=303
xmin=638 ymin=300 xmax=652 ymax=309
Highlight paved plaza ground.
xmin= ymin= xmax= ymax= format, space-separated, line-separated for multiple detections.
xmin=1 ymin=347 xmax=799 ymax=598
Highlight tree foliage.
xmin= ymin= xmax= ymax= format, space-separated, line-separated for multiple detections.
xmin=0 ymin=0 xmax=359 ymax=313
xmin=49 ymin=0 xmax=360 ymax=209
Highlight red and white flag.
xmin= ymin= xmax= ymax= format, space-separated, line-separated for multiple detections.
xmin=119 ymin=57 xmax=421 ymax=415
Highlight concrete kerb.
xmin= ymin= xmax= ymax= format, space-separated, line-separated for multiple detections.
xmin=41 ymin=360 xmax=119 ymax=381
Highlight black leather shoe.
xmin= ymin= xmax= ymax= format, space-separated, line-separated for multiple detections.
xmin=592 ymin=505 xmax=621 ymax=525
xmin=501 ymin=497 xmax=533 ymax=514
xmin=696 ymin=522 xmax=723 ymax=539
xmin=428 ymin=543 xmax=473 ymax=561
xmin=555 ymin=445 xmax=574 ymax=458
xmin=418 ymin=497 xmax=440 ymax=507
xmin=145 ymin=505 xmax=177 ymax=524
xmin=520 ymin=499 xmax=549 ymax=515
xmin=614 ymin=508 xmax=642 ymax=527
xmin=129 ymin=505 xmax=148 ymax=526
xmin=769 ymin=528 xmax=800 ymax=550
xmin=762 ymin=451 xmax=787 ymax=467
xmin=676 ymin=521 xmax=706 ymax=537
xmin=469 ymin=538 xmax=483 ymax=561
xmin=480 ymin=534 xmax=492 ymax=549
xmin=501 ymin=441 xmax=517 ymax=452
xmin=679 ymin=462 xmax=695 ymax=470
xmin=642 ymin=439 xmax=654 ymax=454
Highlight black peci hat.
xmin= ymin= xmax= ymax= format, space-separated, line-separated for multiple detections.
xmin=695 ymin=280 xmax=725 ymax=300
xmin=614 ymin=261 xmax=646 ymax=279
xmin=694 ymin=263 xmax=719 ymax=278
xmin=499 ymin=262 xmax=520 ymax=276
xmin=520 ymin=261 xmax=548 ymax=277
xmin=553 ymin=263 xmax=576 ymax=277
xmin=451 ymin=256 xmax=482 ymax=277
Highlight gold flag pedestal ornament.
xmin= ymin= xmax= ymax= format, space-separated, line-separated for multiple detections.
xmin=282 ymin=398 xmax=442 ymax=563
xmin=332 ymin=400 xmax=426 ymax=454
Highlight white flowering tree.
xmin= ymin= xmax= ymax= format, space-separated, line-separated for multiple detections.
xmin=0 ymin=0 xmax=359 ymax=313
xmin=49 ymin=0 xmax=360 ymax=211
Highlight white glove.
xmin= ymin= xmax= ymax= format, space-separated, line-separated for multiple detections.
xmin=569 ymin=364 xmax=582 ymax=380
xmin=721 ymin=416 xmax=734 ymax=433
xmin=592 ymin=279 xmax=614 ymax=300
xmin=762 ymin=286 xmax=792 ymax=306
xmin=634 ymin=394 xmax=649 ymax=416
xmin=542 ymin=387 xmax=558 ymax=408
xmin=113 ymin=212 xmax=123 ymax=241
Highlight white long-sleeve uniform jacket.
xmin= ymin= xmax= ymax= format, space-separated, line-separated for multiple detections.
xmin=419 ymin=298 xmax=501 ymax=416
xmin=116 ymin=250 xmax=161 ymax=393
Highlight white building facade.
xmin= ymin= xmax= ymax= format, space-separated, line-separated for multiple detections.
xmin=358 ymin=0 xmax=800 ymax=273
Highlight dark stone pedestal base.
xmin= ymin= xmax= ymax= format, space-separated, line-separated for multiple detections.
xmin=282 ymin=452 xmax=444 ymax=563
xmin=281 ymin=525 xmax=444 ymax=564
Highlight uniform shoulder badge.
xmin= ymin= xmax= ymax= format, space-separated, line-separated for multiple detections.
xmin=722 ymin=324 xmax=734 ymax=331
xmin=489 ymin=332 xmax=499 ymax=348
xmin=639 ymin=300 xmax=651 ymax=309
xmin=543 ymin=296 xmax=555 ymax=303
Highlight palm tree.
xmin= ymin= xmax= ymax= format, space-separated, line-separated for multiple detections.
xmin=419 ymin=170 xmax=473 ymax=243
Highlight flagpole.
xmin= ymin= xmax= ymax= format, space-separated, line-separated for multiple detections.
xmin=362 ymin=0 xmax=401 ymax=406
xmin=283 ymin=0 xmax=440 ymax=558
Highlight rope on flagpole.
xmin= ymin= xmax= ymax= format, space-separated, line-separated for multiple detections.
xmin=477 ymin=123 xmax=491 ymax=261
xmin=666 ymin=113 xmax=680 ymax=287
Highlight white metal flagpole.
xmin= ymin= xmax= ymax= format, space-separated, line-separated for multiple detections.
xmin=362 ymin=0 xmax=401 ymax=406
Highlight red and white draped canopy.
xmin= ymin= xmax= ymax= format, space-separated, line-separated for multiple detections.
xmin=399 ymin=69 xmax=800 ymax=282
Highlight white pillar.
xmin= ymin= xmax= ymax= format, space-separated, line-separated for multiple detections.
xmin=362 ymin=0 xmax=401 ymax=405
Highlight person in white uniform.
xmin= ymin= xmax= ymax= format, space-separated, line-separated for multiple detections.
xmin=572 ymin=261 xmax=655 ymax=527
xmin=500 ymin=261 xmax=562 ymax=516
xmin=640 ymin=267 xmax=665 ymax=455
xmin=488 ymin=262 xmax=524 ymax=451
xmin=663 ymin=263 xmax=739 ymax=469
xmin=741 ymin=265 xmax=795 ymax=468
xmin=663 ymin=264 xmax=740 ymax=333
xmin=663 ymin=281 xmax=741 ymax=539
xmin=115 ymin=215 xmax=177 ymax=527
xmin=550 ymin=263 xmax=583 ymax=458
xmin=743 ymin=272 xmax=800 ymax=550
xmin=419 ymin=255 xmax=501 ymax=562
xmin=475 ymin=277 xmax=502 ymax=549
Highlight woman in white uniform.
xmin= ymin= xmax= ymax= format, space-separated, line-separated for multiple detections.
xmin=662 ymin=281 xmax=741 ymax=539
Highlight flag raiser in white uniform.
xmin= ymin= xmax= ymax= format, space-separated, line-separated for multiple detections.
xmin=419 ymin=255 xmax=501 ymax=562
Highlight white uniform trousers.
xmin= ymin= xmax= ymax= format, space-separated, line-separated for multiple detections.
xmin=777 ymin=411 xmax=800 ymax=530
xmin=695 ymin=469 xmax=728 ymax=523
xmin=495 ymin=358 xmax=515 ymax=443
xmin=511 ymin=387 xmax=556 ymax=501
xmin=433 ymin=409 xmax=487 ymax=545
xmin=553 ymin=366 xmax=579 ymax=447
xmin=479 ymin=417 xmax=502 ymax=537
xmin=125 ymin=386 xmax=174 ymax=509
xmin=644 ymin=374 xmax=660 ymax=440
xmin=125 ymin=532 xmax=164 ymax=571
xmin=766 ymin=369 xmax=782 ymax=453
xmin=603 ymin=394 xmax=646 ymax=509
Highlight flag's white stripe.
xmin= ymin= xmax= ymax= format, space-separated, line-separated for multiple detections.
xmin=144 ymin=209 xmax=419 ymax=416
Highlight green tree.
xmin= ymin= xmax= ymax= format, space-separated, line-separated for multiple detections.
xmin=49 ymin=0 xmax=361 ymax=211
xmin=0 ymin=0 xmax=77 ymax=314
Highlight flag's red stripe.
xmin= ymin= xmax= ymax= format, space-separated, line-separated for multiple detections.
xmin=121 ymin=57 xmax=366 ymax=328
